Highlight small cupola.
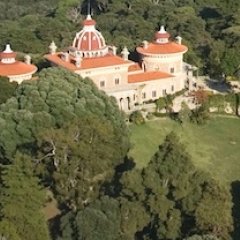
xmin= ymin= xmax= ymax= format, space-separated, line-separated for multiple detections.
xmin=154 ymin=26 xmax=170 ymax=44
xmin=0 ymin=44 xmax=17 ymax=64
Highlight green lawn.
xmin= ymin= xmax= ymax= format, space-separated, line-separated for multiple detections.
xmin=129 ymin=116 xmax=240 ymax=184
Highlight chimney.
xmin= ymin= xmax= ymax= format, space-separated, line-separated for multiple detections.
xmin=142 ymin=40 xmax=149 ymax=49
xmin=24 ymin=55 xmax=31 ymax=65
xmin=61 ymin=52 xmax=69 ymax=62
xmin=176 ymin=36 xmax=182 ymax=45
xmin=112 ymin=46 xmax=117 ymax=56
xmin=75 ymin=56 xmax=82 ymax=68
xmin=121 ymin=46 xmax=130 ymax=61
xmin=49 ymin=41 xmax=57 ymax=55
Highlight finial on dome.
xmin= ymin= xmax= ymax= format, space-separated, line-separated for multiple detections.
xmin=159 ymin=26 xmax=166 ymax=33
xmin=4 ymin=44 xmax=13 ymax=53
xmin=83 ymin=1 xmax=96 ymax=27
xmin=86 ymin=14 xmax=92 ymax=20
xmin=86 ymin=0 xmax=92 ymax=19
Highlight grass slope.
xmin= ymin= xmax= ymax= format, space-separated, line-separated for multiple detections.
xmin=129 ymin=117 xmax=240 ymax=183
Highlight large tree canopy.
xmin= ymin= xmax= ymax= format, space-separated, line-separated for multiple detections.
xmin=58 ymin=132 xmax=233 ymax=240
xmin=0 ymin=67 xmax=129 ymax=211
xmin=0 ymin=67 xmax=129 ymax=159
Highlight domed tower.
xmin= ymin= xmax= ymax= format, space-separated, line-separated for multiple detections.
xmin=0 ymin=44 xmax=17 ymax=64
xmin=137 ymin=26 xmax=188 ymax=74
xmin=71 ymin=15 xmax=108 ymax=58
xmin=137 ymin=25 xmax=188 ymax=91
xmin=0 ymin=44 xmax=37 ymax=83
xmin=154 ymin=26 xmax=171 ymax=44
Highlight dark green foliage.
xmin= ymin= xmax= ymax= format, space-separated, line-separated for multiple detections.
xmin=155 ymin=97 xmax=166 ymax=112
xmin=0 ymin=77 xmax=17 ymax=104
xmin=0 ymin=67 xmax=129 ymax=158
xmin=115 ymin=132 xmax=232 ymax=239
xmin=0 ymin=0 xmax=240 ymax=76
xmin=190 ymin=104 xmax=210 ymax=125
xmin=129 ymin=110 xmax=145 ymax=125
xmin=178 ymin=102 xmax=191 ymax=124
xmin=184 ymin=234 xmax=220 ymax=240
xmin=0 ymin=153 xmax=50 ymax=240
xmin=0 ymin=67 xmax=129 ymax=209
xmin=37 ymin=117 xmax=126 ymax=209
xmin=58 ymin=197 xmax=122 ymax=240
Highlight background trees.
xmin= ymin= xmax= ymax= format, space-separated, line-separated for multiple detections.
xmin=0 ymin=0 xmax=239 ymax=78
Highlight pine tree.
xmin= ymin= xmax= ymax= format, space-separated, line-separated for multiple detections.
xmin=0 ymin=153 xmax=50 ymax=240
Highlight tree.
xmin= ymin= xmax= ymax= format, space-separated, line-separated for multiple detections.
xmin=190 ymin=104 xmax=209 ymax=125
xmin=129 ymin=110 xmax=145 ymax=124
xmin=184 ymin=234 xmax=220 ymax=240
xmin=155 ymin=97 xmax=166 ymax=112
xmin=0 ymin=153 xmax=50 ymax=240
xmin=37 ymin=116 xmax=126 ymax=209
xmin=178 ymin=101 xmax=191 ymax=124
xmin=0 ymin=67 xmax=129 ymax=159
xmin=0 ymin=77 xmax=17 ymax=104
xmin=195 ymin=180 xmax=233 ymax=239
xmin=116 ymin=132 xmax=233 ymax=239
xmin=58 ymin=196 xmax=122 ymax=240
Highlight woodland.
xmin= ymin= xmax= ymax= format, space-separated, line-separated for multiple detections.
xmin=0 ymin=0 xmax=240 ymax=78
xmin=0 ymin=0 xmax=240 ymax=240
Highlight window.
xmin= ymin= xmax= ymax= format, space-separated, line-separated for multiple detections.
xmin=170 ymin=67 xmax=175 ymax=73
xmin=152 ymin=90 xmax=157 ymax=98
xmin=162 ymin=89 xmax=167 ymax=96
xmin=115 ymin=78 xmax=120 ymax=85
xmin=100 ymin=81 xmax=105 ymax=88
xmin=142 ymin=92 xmax=146 ymax=99
xmin=171 ymin=85 xmax=174 ymax=92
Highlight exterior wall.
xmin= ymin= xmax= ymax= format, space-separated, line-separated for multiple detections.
xmin=141 ymin=53 xmax=183 ymax=74
xmin=76 ymin=64 xmax=131 ymax=91
xmin=8 ymin=73 xmax=34 ymax=84
xmin=103 ymin=76 xmax=182 ymax=112
xmin=132 ymin=77 xmax=179 ymax=104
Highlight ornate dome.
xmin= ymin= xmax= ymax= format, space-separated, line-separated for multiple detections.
xmin=72 ymin=15 xmax=108 ymax=58
xmin=0 ymin=44 xmax=17 ymax=64
xmin=154 ymin=26 xmax=170 ymax=44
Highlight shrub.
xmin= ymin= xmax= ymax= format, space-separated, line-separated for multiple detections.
xmin=190 ymin=104 xmax=209 ymax=125
xmin=129 ymin=111 xmax=145 ymax=124
xmin=153 ymin=112 xmax=167 ymax=118
xmin=146 ymin=112 xmax=154 ymax=120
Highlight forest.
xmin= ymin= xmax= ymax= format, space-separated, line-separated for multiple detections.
xmin=0 ymin=0 xmax=240 ymax=78
xmin=0 ymin=0 xmax=240 ymax=239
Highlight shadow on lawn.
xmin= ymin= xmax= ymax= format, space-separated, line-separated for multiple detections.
xmin=231 ymin=181 xmax=240 ymax=239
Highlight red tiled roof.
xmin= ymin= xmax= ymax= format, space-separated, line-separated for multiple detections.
xmin=137 ymin=42 xmax=188 ymax=55
xmin=128 ymin=63 xmax=142 ymax=72
xmin=45 ymin=53 xmax=132 ymax=71
xmin=128 ymin=71 xmax=173 ymax=83
xmin=0 ymin=61 xmax=37 ymax=76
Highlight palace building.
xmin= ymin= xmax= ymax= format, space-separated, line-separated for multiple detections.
xmin=45 ymin=14 xmax=189 ymax=111
xmin=0 ymin=44 xmax=37 ymax=84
